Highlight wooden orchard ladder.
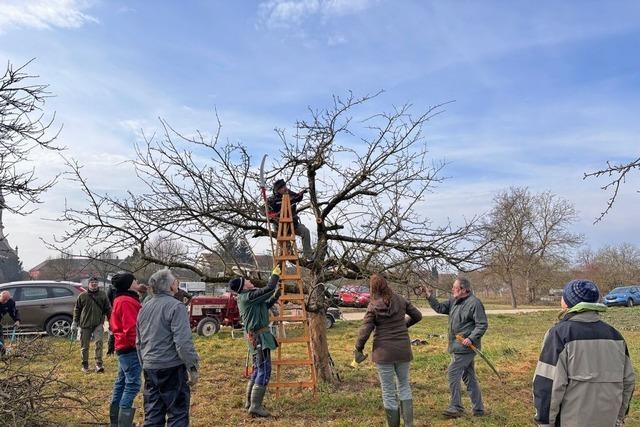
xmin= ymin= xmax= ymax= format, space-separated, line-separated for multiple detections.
xmin=271 ymin=193 xmax=317 ymax=396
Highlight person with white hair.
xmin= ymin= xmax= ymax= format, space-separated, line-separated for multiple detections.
xmin=0 ymin=290 xmax=20 ymax=356
xmin=136 ymin=269 xmax=199 ymax=426
xmin=424 ymin=276 xmax=488 ymax=418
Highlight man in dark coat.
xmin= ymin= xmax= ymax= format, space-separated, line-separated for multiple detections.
xmin=0 ymin=290 xmax=20 ymax=355
xmin=425 ymin=277 xmax=488 ymax=418
xmin=267 ymin=179 xmax=312 ymax=259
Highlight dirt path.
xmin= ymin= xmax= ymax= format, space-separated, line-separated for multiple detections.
xmin=342 ymin=307 xmax=556 ymax=321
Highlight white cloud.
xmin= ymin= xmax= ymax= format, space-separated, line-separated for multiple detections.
xmin=0 ymin=0 xmax=97 ymax=33
xmin=258 ymin=0 xmax=377 ymax=29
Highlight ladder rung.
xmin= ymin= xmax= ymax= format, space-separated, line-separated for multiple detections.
xmin=278 ymin=336 xmax=310 ymax=344
xmin=271 ymin=381 xmax=316 ymax=388
xmin=275 ymin=255 xmax=300 ymax=261
xmin=277 ymin=235 xmax=296 ymax=241
xmin=271 ymin=315 xmax=306 ymax=321
xmin=280 ymin=294 xmax=304 ymax=301
xmin=272 ymin=359 xmax=313 ymax=366
xmin=280 ymin=275 xmax=302 ymax=281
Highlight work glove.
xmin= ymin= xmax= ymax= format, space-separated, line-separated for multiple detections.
xmin=352 ymin=348 xmax=368 ymax=364
xmin=187 ymin=367 xmax=199 ymax=387
xmin=272 ymin=264 xmax=282 ymax=276
xmin=13 ymin=320 xmax=20 ymax=328
xmin=70 ymin=321 xmax=77 ymax=330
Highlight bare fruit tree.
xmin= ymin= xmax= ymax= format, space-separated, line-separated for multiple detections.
xmin=584 ymin=156 xmax=640 ymax=223
xmin=52 ymin=92 xmax=481 ymax=382
xmin=0 ymin=59 xmax=62 ymax=215
xmin=481 ymin=187 xmax=583 ymax=307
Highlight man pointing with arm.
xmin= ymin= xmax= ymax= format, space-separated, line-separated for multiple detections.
xmin=424 ymin=277 xmax=488 ymax=418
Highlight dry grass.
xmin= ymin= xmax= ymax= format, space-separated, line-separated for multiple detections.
xmin=15 ymin=307 xmax=640 ymax=426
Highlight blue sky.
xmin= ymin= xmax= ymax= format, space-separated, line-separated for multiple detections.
xmin=1 ymin=0 xmax=639 ymax=269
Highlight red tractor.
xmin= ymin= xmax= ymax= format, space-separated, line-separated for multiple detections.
xmin=189 ymin=291 xmax=242 ymax=337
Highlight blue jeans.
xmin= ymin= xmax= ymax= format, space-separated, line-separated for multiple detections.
xmin=250 ymin=348 xmax=272 ymax=386
xmin=376 ymin=362 xmax=412 ymax=410
xmin=111 ymin=351 xmax=142 ymax=408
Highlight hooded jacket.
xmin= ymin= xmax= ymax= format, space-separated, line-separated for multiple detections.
xmin=355 ymin=293 xmax=422 ymax=363
xmin=533 ymin=302 xmax=635 ymax=427
xmin=110 ymin=290 xmax=141 ymax=354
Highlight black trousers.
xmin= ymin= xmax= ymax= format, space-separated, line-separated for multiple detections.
xmin=143 ymin=364 xmax=190 ymax=427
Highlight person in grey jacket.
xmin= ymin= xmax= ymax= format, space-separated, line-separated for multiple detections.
xmin=424 ymin=276 xmax=488 ymax=418
xmin=533 ymin=279 xmax=635 ymax=427
xmin=136 ymin=269 xmax=199 ymax=427
xmin=354 ymin=274 xmax=422 ymax=427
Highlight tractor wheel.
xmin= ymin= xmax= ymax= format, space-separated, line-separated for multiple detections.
xmin=197 ymin=317 xmax=220 ymax=337
xmin=628 ymin=299 xmax=634 ymax=307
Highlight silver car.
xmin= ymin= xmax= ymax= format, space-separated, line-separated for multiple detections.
xmin=0 ymin=281 xmax=85 ymax=337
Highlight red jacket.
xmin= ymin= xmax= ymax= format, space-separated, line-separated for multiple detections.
xmin=110 ymin=292 xmax=141 ymax=353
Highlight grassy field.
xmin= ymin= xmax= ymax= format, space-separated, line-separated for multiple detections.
xmin=15 ymin=307 xmax=640 ymax=426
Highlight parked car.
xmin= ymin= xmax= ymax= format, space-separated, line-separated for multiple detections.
xmin=338 ymin=285 xmax=370 ymax=308
xmin=603 ymin=285 xmax=640 ymax=307
xmin=0 ymin=281 xmax=85 ymax=337
xmin=325 ymin=306 xmax=342 ymax=329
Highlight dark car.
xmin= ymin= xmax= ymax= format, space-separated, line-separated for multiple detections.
xmin=0 ymin=281 xmax=85 ymax=337
xmin=338 ymin=285 xmax=371 ymax=308
xmin=603 ymin=285 xmax=640 ymax=307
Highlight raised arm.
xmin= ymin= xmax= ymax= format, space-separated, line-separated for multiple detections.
xmin=427 ymin=294 xmax=451 ymax=315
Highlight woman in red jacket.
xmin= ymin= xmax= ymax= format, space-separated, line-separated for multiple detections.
xmin=109 ymin=272 xmax=142 ymax=427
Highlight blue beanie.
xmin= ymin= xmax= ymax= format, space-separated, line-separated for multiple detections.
xmin=562 ymin=279 xmax=600 ymax=308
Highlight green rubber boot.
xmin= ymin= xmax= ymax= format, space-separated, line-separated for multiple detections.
xmin=117 ymin=407 xmax=135 ymax=427
xmin=244 ymin=381 xmax=254 ymax=410
xmin=249 ymin=385 xmax=270 ymax=417
xmin=109 ymin=403 xmax=119 ymax=427
xmin=400 ymin=400 xmax=413 ymax=427
xmin=385 ymin=408 xmax=400 ymax=427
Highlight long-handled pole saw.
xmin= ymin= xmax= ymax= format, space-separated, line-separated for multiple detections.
xmin=259 ymin=154 xmax=277 ymax=262
xmin=455 ymin=334 xmax=502 ymax=381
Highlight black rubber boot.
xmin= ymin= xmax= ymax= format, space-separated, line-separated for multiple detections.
xmin=109 ymin=403 xmax=119 ymax=427
xmin=245 ymin=381 xmax=254 ymax=410
xmin=385 ymin=408 xmax=400 ymax=427
xmin=249 ymin=385 xmax=270 ymax=417
xmin=400 ymin=400 xmax=413 ymax=427
xmin=117 ymin=407 xmax=135 ymax=427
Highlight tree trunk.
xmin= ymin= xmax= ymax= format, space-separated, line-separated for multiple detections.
xmin=508 ymin=280 xmax=518 ymax=308
xmin=308 ymin=311 xmax=335 ymax=383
